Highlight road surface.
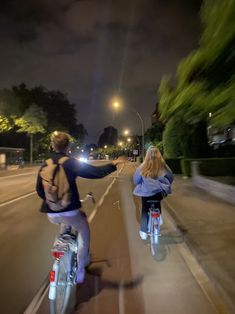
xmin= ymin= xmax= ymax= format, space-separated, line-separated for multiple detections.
xmin=0 ymin=162 xmax=226 ymax=314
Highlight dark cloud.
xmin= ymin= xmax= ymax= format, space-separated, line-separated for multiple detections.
xmin=0 ymin=0 xmax=203 ymax=143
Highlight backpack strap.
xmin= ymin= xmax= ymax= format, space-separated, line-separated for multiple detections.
xmin=58 ymin=156 xmax=69 ymax=165
xmin=51 ymin=157 xmax=69 ymax=185
xmin=45 ymin=158 xmax=54 ymax=166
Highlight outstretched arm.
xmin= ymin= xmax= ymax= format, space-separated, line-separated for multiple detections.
xmin=70 ymin=156 xmax=126 ymax=179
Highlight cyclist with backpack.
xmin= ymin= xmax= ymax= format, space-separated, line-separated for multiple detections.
xmin=133 ymin=145 xmax=174 ymax=240
xmin=36 ymin=131 xmax=124 ymax=284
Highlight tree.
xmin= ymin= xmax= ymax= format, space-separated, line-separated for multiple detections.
xmin=15 ymin=104 xmax=47 ymax=163
xmin=144 ymin=122 xmax=164 ymax=146
xmin=71 ymin=123 xmax=88 ymax=145
xmin=158 ymin=0 xmax=235 ymax=157
xmin=13 ymin=84 xmax=88 ymax=132
xmin=0 ymin=89 xmax=21 ymax=132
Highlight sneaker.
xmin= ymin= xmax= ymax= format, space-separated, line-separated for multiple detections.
xmin=139 ymin=231 xmax=148 ymax=240
xmin=76 ymin=266 xmax=85 ymax=284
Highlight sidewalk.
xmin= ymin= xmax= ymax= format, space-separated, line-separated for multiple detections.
xmin=163 ymin=176 xmax=235 ymax=313
xmin=0 ymin=165 xmax=39 ymax=177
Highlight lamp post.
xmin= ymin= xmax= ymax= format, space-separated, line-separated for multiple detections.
xmin=112 ymin=101 xmax=145 ymax=159
xmin=134 ymin=109 xmax=145 ymax=160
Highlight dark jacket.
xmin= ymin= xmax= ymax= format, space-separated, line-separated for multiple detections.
xmin=36 ymin=152 xmax=117 ymax=213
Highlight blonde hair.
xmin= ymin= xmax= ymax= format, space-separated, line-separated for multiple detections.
xmin=51 ymin=131 xmax=70 ymax=152
xmin=140 ymin=146 xmax=166 ymax=178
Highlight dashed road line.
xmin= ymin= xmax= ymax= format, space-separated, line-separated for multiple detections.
xmin=23 ymin=164 xmax=125 ymax=313
xmin=0 ymin=191 xmax=36 ymax=208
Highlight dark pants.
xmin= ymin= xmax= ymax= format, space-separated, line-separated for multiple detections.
xmin=140 ymin=193 xmax=163 ymax=233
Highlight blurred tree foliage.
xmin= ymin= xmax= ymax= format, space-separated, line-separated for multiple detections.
xmin=159 ymin=0 xmax=235 ymax=157
xmin=144 ymin=122 xmax=164 ymax=146
xmin=15 ymin=104 xmax=47 ymax=163
xmin=0 ymin=89 xmax=21 ymax=132
xmin=0 ymin=84 xmax=88 ymax=159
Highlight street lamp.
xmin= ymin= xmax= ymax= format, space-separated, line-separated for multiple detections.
xmin=112 ymin=100 xmax=145 ymax=159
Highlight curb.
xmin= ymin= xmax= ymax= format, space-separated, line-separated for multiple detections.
xmin=163 ymin=198 xmax=235 ymax=314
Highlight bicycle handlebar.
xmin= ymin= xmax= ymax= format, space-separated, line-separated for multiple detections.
xmin=81 ymin=192 xmax=96 ymax=204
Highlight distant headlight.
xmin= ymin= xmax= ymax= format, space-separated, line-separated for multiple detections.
xmin=78 ymin=157 xmax=88 ymax=163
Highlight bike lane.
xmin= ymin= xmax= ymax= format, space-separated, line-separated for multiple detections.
xmin=72 ymin=163 xmax=221 ymax=314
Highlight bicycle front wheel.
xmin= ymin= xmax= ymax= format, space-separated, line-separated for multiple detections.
xmin=49 ymin=251 xmax=73 ymax=314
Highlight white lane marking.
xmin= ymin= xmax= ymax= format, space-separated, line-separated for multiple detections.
xmin=164 ymin=207 xmax=230 ymax=314
xmin=0 ymin=171 xmax=37 ymax=180
xmin=0 ymin=191 xmax=36 ymax=208
xmin=23 ymin=277 xmax=49 ymax=314
xmin=24 ymin=164 xmax=125 ymax=313
xmin=118 ymin=280 xmax=125 ymax=314
xmin=88 ymin=163 xmax=124 ymax=223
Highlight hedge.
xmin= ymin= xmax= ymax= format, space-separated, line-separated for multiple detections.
xmin=165 ymin=158 xmax=182 ymax=174
xmin=181 ymin=157 xmax=235 ymax=177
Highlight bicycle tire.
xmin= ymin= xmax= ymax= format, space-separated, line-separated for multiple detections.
xmin=150 ymin=226 xmax=158 ymax=256
xmin=49 ymin=251 xmax=73 ymax=314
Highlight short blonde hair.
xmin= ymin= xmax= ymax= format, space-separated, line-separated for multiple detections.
xmin=140 ymin=146 xmax=166 ymax=178
xmin=51 ymin=132 xmax=70 ymax=152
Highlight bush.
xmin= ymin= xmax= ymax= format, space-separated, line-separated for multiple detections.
xmin=165 ymin=158 xmax=182 ymax=174
xmin=181 ymin=158 xmax=235 ymax=177
xmin=163 ymin=117 xmax=183 ymax=158
xmin=136 ymin=156 xmax=143 ymax=163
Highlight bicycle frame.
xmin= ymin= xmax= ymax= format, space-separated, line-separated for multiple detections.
xmin=49 ymin=226 xmax=77 ymax=314
xmin=48 ymin=192 xmax=95 ymax=314
xmin=147 ymin=202 xmax=161 ymax=256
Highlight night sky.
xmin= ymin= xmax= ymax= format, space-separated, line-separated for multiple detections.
xmin=0 ymin=0 xmax=202 ymax=143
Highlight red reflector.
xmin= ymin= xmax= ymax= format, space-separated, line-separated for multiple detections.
xmin=151 ymin=213 xmax=160 ymax=218
xmin=50 ymin=271 xmax=55 ymax=282
xmin=52 ymin=251 xmax=65 ymax=259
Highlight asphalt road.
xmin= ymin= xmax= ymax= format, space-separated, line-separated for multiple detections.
xmin=0 ymin=162 xmax=223 ymax=314
xmin=0 ymin=162 xmax=116 ymax=314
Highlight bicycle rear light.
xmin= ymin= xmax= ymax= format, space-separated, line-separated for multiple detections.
xmin=52 ymin=251 xmax=65 ymax=259
xmin=151 ymin=213 xmax=160 ymax=218
xmin=50 ymin=271 xmax=55 ymax=282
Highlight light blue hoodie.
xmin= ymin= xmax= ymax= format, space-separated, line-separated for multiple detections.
xmin=133 ymin=166 xmax=174 ymax=197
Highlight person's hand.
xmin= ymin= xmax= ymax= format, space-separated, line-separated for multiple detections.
xmin=112 ymin=156 xmax=127 ymax=166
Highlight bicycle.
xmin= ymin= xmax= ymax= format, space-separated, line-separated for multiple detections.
xmin=48 ymin=192 xmax=95 ymax=314
xmin=146 ymin=200 xmax=162 ymax=257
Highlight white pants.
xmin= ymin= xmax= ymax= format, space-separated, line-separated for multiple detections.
xmin=48 ymin=210 xmax=90 ymax=268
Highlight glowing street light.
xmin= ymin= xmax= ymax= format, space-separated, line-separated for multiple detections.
xmin=127 ymin=138 xmax=131 ymax=142
xmin=113 ymin=101 xmax=119 ymax=109
xmin=112 ymin=99 xmax=145 ymax=159
xmin=104 ymin=145 xmax=107 ymax=149
xmin=123 ymin=129 xmax=130 ymax=136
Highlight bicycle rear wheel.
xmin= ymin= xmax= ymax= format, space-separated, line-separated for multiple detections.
xmin=150 ymin=217 xmax=161 ymax=256
xmin=49 ymin=250 xmax=73 ymax=314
